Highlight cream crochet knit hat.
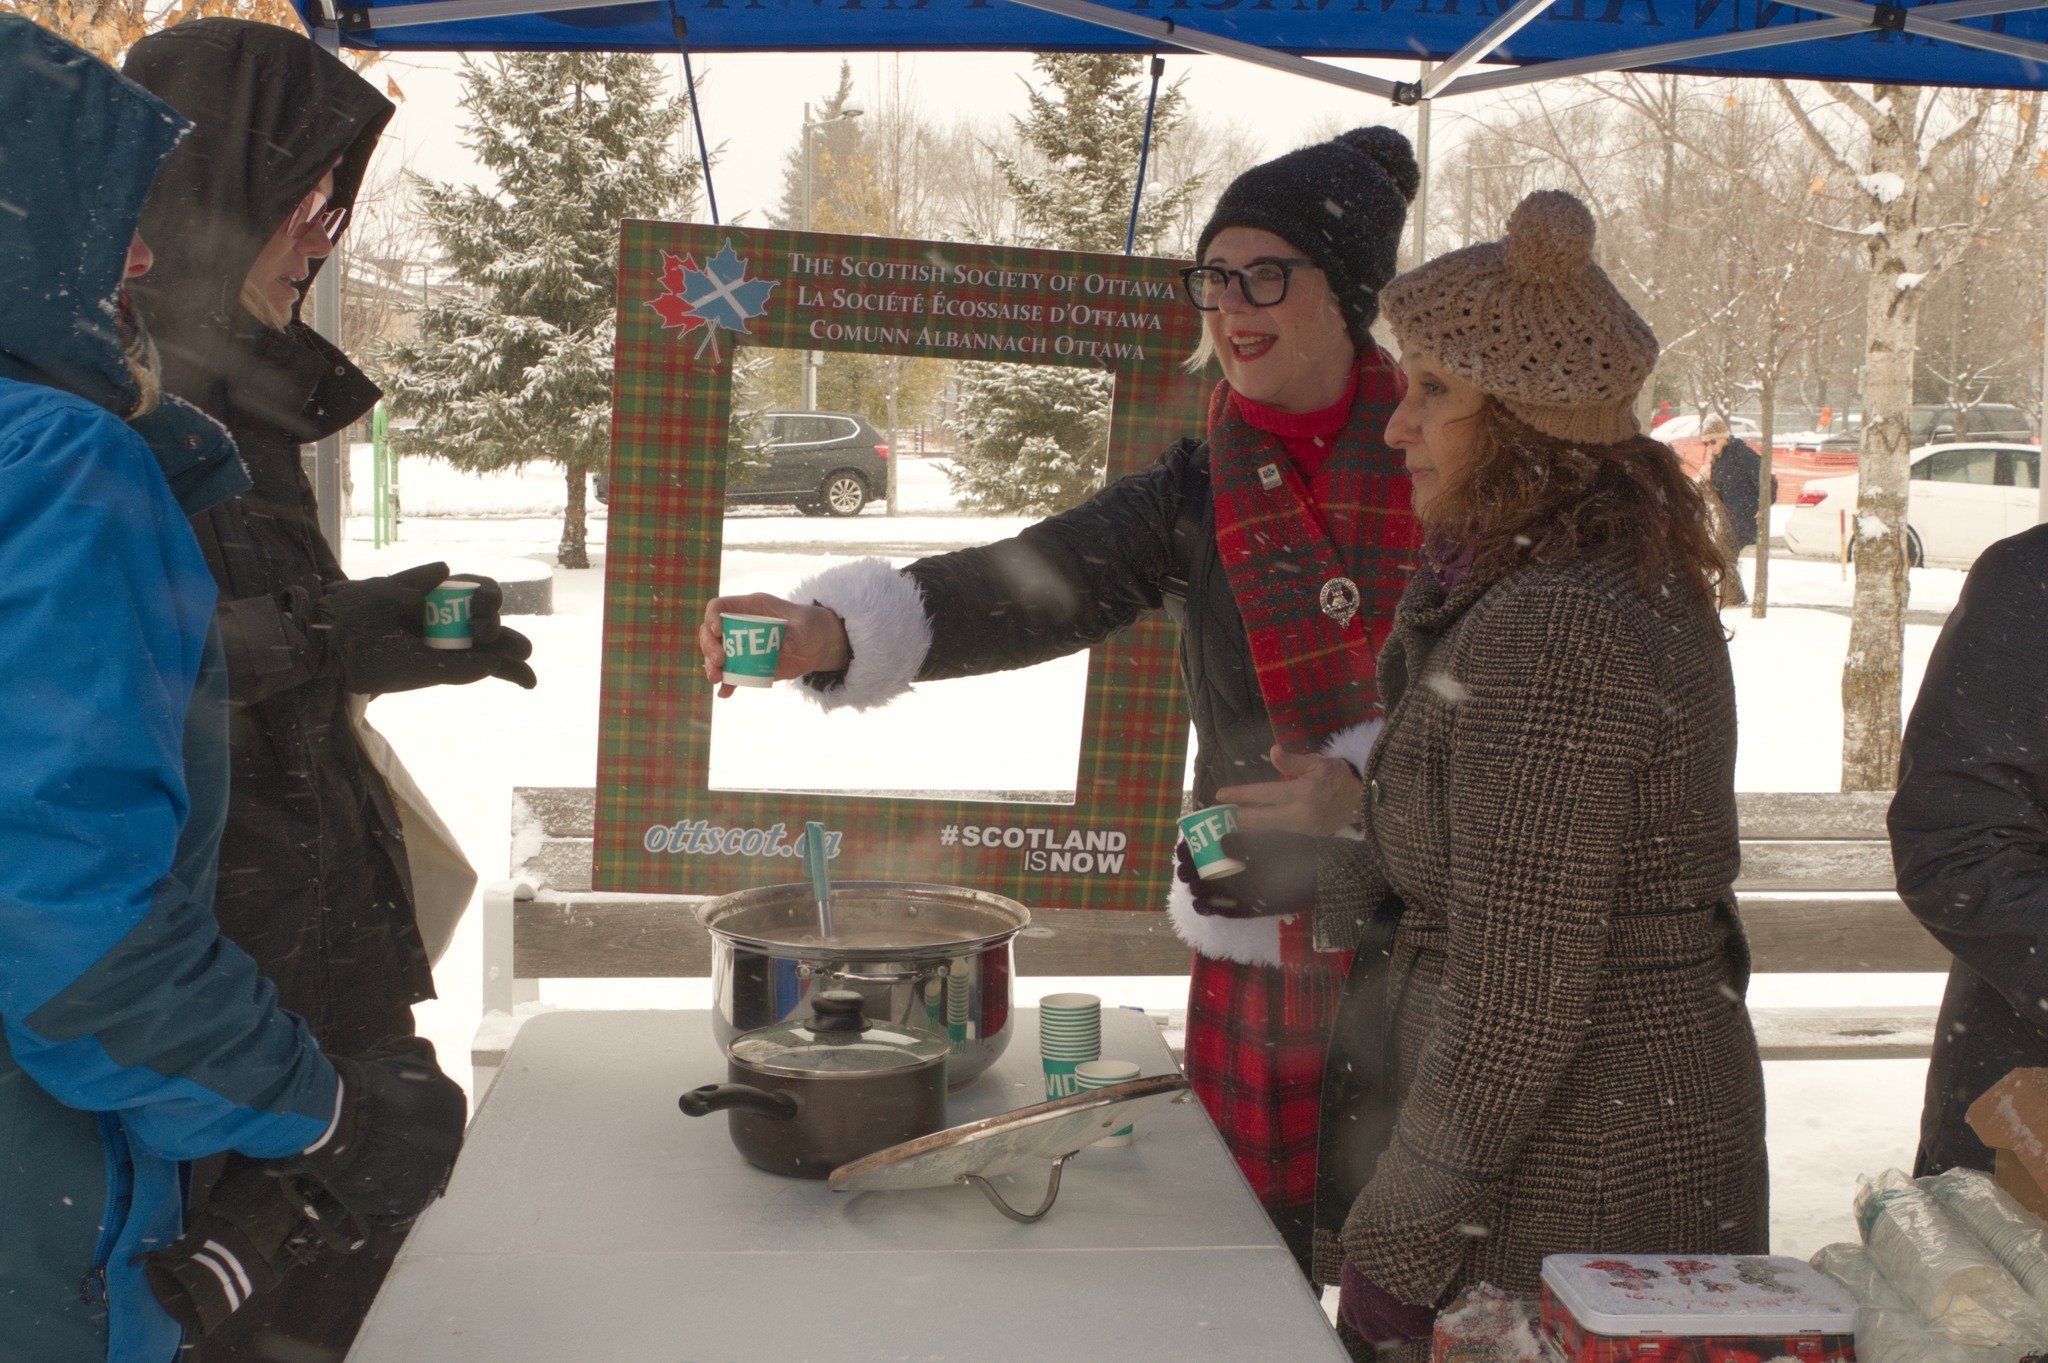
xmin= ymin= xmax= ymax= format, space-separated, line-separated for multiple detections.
xmin=1381 ymin=190 xmax=1658 ymax=446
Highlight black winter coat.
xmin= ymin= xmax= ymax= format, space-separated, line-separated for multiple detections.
xmin=1710 ymin=439 xmax=1765 ymax=550
xmin=909 ymin=438 xmax=1273 ymax=805
xmin=126 ymin=22 xmax=430 ymax=1053
xmin=1891 ymin=524 xmax=2048 ymax=1175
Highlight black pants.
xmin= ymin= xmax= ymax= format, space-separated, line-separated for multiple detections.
xmin=1270 ymin=1200 xmax=1317 ymax=1279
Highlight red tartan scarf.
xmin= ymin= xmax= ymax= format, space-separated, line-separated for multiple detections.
xmin=1207 ymin=347 xmax=1415 ymax=979
xmin=1182 ymin=349 xmax=1416 ymax=1211
xmin=1209 ymin=347 xmax=1414 ymax=751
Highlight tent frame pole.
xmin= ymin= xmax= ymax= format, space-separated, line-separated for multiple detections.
xmin=1783 ymin=0 xmax=2048 ymax=67
xmin=311 ymin=24 xmax=346 ymax=559
xmin=1418 ymin=0 xmax=1554 ymax=98
xmin=668 ymin=8 xmax=721 ymax=226
xmin=1124 ymin=54 xmax=1166 ymax=256
xmin=1433 ymin=0 xmax=2048 ymax=97
xmin=949 ymin=0 xmax=1403 ymax=100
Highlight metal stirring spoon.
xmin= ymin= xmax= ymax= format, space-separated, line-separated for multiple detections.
xmin=802 ymin=820 xmax=834 ymax=942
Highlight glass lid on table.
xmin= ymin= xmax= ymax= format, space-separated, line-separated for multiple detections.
xmin=730 ymin=991 xmax=949 ymax=1077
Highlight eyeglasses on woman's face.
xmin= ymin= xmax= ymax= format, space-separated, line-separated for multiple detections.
xmin=1178 ymin=257 xmax=1315 ymax=311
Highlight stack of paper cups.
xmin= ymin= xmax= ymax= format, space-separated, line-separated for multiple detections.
xmin=945 ymin=961 xmax=970 ymax=1044
xmin=1074 ymin=1060 xmax=1142 ymax=1147
xmin=1039 ymin=993 xmax=1101 ymax=1100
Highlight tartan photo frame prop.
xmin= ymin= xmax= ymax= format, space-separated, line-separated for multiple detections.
xmin=598 ymin=222 xmax=1207 ymax=910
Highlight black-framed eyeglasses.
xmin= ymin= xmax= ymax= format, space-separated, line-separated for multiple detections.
xmin=1178 ymin=257 xmax=1315 ymax=310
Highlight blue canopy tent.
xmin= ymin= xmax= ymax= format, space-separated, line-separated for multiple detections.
xmin=291 ymin=0 xmax=2048 ymax=96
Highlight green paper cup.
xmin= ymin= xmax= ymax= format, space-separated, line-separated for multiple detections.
xmin=423 ymin=580 xmax=481 ymax=651
xmin=1040 ymin=995 xmax=1099 ymax=1087
xmin=1178 ymin=804 xmax=1243 ymax=879
xmin=1043 ymin=1056 xmax=1083 ymax=1101
xmin=719 ymin=613 xmax=785 ymax=689
xmin=1076 ymin=1059 xmax=1142 ymax=1146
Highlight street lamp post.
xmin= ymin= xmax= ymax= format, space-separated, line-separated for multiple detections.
xmin=800 ymin=101 xmax=863 ymax=411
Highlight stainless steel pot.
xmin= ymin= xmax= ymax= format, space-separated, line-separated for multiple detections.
xmin=698 ymin=881 xmax=1029 ymax=1090
xmin=679 ymin=991 xmax=948 ymax=1179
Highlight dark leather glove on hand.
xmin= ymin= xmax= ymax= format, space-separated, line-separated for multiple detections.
xmin=273 ymin=1037 xmax=467 ymax=1227
xmin=143 ymin=1165 xmax=321 ymax=1337
xmin=1179 ymin=829 xmax=1324 ymax=919
xmin=312 ymin=561 xmax=538 ymax=694
xmin=1338 ymin=1260 xmax=1436 ymax=1345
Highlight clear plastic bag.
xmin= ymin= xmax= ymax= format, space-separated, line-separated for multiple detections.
xmin=1855 ymin=1169 xmax=2048 ymax=1352
xmin=1430 ymin=1282 xmax=1544 ymax=1362
xmin=1927 ymin=1168 xmax=2048 ymax=1310
xmin=1810 ymin=1241 xmax=2013 ymax=1363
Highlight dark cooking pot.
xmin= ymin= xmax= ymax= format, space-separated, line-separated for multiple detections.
xmin=678 ymin=991 xmax=948 ymax=1179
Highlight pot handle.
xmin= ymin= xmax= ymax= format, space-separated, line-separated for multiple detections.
xmin=962 ymin=1152 xmax=1074 ymax=1225
xmin=678 ymin=1084 xmax=800 ymax=1121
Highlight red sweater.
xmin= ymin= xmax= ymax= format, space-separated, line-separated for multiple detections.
xmin=1227 ymin=371 xmax=1360 ymax=532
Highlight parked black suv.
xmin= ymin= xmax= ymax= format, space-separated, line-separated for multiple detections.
xmin=728 ymin=410 xmax=889 ymax=516
xmin=1911 ymin=402 xmax=2035 ymax=445
xmin=594 ymin=410 xmax=890 ymax=516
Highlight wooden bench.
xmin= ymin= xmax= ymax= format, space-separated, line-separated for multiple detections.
xmin=476 ymin=788 xmax=1943 ymax=1095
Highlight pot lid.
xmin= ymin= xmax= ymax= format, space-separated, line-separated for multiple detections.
xmin=826 ymin=1075 xmax=1191 ymax=1192
xmin=697 ymin=881 xmax=1029 ymax=959
xmin=730 ymin=991 xmax=949 ymax=1077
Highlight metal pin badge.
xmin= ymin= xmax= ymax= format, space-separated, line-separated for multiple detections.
xmin=1257 ymin=463 xmax=1284 ymax=491
xmin=1319 ymin=576 xmax=1360 ymax=627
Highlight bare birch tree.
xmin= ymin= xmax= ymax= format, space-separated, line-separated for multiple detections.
xmin=1774 ymin=81 xmax=2038 ymax=789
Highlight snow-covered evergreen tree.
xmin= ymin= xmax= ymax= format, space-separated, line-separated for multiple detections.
xmin=946 ymin=364 xmax=1115 ymax=515
xmin=383 ymin=55 xmax=696 ymax=567
xmin=999 ymin=53 xmax=1195 ymax=256
xmin=950 ymin=56 xmax=1196 ymax=514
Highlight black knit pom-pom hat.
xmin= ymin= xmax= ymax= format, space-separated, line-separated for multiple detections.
xmin=1380 ymin=189 xmax=1659 ymax=446
xmin=1195 ymin=126 xmax=1420 ymax=350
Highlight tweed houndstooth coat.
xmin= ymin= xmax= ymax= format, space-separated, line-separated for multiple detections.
xmin=1308 ymin=550 xmax=1771 ymax=1342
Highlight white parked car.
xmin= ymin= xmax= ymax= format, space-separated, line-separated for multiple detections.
xmin=1781 ymin=442 xmax=2042 ymax=567
xmin=1654 ymin=414 xmax=1763 ymax=444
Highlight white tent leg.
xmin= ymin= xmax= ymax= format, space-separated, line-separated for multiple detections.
xmin=312 ymin=25 xmax=346 ymax=560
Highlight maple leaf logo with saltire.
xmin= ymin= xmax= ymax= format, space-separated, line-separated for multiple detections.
xmin=649 ymin=239 xmax=777 ymax=361
xmin=648 ymin=251 xmax=706 ymax=335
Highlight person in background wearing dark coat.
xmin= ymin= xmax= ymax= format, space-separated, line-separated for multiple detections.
xmin=1702 ymin=415 xmax=1770 ymax=552
xmin=123 ymin=21 xmax=535 ymax=1359
xmin=0 ymin=20 xmax=463 ymax=1362
xmin=695 ymin=128 xmax=1424 ymax=1273
xmin=1891 ymin=523 xmax=2048 ymax=1177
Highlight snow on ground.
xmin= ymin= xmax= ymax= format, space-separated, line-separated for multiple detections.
xmin=351 ymin=449 xmax=1964 ymax=1263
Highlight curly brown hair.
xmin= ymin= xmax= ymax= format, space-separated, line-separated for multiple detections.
xmin=1426 ymin=400 xmax=1726 ymax=608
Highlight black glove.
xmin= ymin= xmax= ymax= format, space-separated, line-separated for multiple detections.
xmin=311 ymin=561 xmax=538 ymax=694
xmin=272 ymin=1037 xmax=467 ymax=1228
xmin=141 ymin=1164 xmax=349 ymax=1337
xmin=1180 ymin=830 xmax=1325 ymax=919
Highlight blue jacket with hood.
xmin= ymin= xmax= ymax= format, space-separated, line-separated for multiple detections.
xmin=0 ymin=18 xmax=340 ymax=1363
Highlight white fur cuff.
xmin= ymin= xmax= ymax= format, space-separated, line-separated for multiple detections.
xmin=1319 ymin=718 xmax=1383 ymax=777
xmin=1165 ymin=863 xmax=1286 ymax=968
xmin=790 ymin=557 xmax=933 ymax=712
